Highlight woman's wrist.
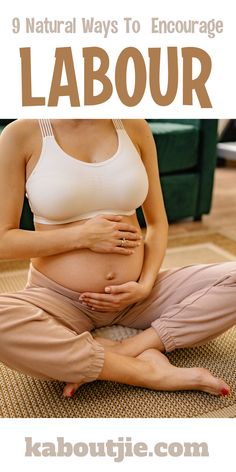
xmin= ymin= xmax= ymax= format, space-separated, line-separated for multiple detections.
xmin=138 ymin=280 xmax=153 ymax=299
xmin=64 ymin=225 xmax=88 ymax=251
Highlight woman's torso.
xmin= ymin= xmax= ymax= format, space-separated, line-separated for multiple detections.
xmin=32 ymin=216 xmax=145 ymax=293
xmin=25 ymin=119 xmax=148 ymax=292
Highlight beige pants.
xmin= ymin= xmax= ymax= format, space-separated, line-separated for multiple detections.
xmin=1 ymin=262 xmax=236 ymax=384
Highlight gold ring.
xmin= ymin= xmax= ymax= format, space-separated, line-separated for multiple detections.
xmin=120 ymin=237 xmax=126 ymax=247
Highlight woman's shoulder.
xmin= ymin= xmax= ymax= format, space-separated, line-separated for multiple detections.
xmin=122 ymin=119 xmax=154 ymax=151
xmin=122 ymin=119 xmax=150 ymax=133
xmin=1 ymin=119 xmax=39 ymax=141
xmin=123 ymin=119 xmax=153 ymax=138
xmin=0 ymin=120 xmax=41 ymax=163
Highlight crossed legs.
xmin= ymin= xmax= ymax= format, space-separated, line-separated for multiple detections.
xmin=0 ymin=262 xmax=235 ymax=398
xmin=64 ymin=261 xmax=236 ymax=397
xmin=63 ymin=341 xmax=230 ymax=398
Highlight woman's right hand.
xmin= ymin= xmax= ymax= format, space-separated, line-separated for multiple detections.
xmin=78 ymin=215 xmax=143 ymax=254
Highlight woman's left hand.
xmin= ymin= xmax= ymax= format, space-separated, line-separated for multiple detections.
xmin=79 ymin=281 xmax=150 ymax=312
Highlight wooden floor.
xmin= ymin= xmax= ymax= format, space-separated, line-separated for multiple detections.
xmin=168 ymin=164 xmax=236 ymax=241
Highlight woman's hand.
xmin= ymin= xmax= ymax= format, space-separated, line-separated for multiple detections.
xmin=79 ymin=281 xmax=150 ymax=312
xmin=79 ymin=215 xmax=142 ymax=255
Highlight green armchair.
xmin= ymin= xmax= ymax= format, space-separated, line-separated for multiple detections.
xmin=137 ymin=119 xmax=218 ymax=226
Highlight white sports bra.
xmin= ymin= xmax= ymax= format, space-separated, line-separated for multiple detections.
xmin=25 ymin=119 xmax=149 ymax=225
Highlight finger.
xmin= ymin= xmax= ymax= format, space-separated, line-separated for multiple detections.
xmin=116 ymin=239 xmax=141 ymax=248
xmin=81 ymin=298 xmax=112 ymax=307
xmin=82 ymin=295 xmax=128 ymax=308
xmin=81 ymin=298 xmax=116 ymax=311
xmin=117 ymin=223 xmax=141 ymax=233
xmin=118 ymin=231 xmax=143 ymax=241
xmin=113 ymin=247 xmax=135 ymax=255
xmin=63 ymin=382 xmax=81 ymax=398
xmin=105 ymin=284 xmax=129 ymax=294
xmin=84 ymin=298 xmax=113 ymax=306
xmin=80 ymin=292 xmax=109 ymax=301
xmin=86 ymin=301 xmax=116 ymax=311
xmin=80 ymin=292 xmax=121 ymax=305
xmin=101 ymin=214 xmax=122 ymax=221
xmin=89 ymin=306 xmax=114 ymax=312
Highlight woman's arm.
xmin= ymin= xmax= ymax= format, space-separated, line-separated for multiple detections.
xmin=0 ymin=120 xmax=141 ymax=260
xmin=0 ymin=120 xmax=82 ymax=259
xmin=134 ymin=119 xmax=169 ymax=294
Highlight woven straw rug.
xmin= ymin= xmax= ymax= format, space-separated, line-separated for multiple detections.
xmin=0 ymin=232 xmax=236 ymax=418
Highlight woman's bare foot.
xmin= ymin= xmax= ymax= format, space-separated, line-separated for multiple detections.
xmin=63 ymin=382 xmax=82 ymax=398
xmin=63 ymin=348 xmax=230 ymax=398
xmin=137 ymin=349 xmax=231 ymax=396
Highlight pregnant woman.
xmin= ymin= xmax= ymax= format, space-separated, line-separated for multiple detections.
xmin=0 ymin=118 xmax=235 ymax=398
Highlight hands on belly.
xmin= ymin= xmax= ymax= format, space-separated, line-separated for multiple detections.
xmin=80 ymin=214 xmax=143 ymax=255
xmin=79 ymin=280 xmax=149 ymax=312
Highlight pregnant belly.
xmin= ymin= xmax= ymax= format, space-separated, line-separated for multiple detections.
xmin=31 ymin=216 xmax=144 ymax=292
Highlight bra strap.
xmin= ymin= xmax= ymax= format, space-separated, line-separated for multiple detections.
xmin=112 ymin=119 xmax=124 ymax=130
xmin=38 ymin=119 xmax=54 ymax=137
